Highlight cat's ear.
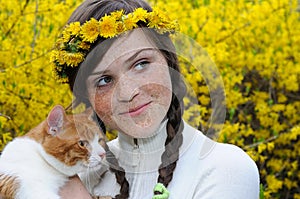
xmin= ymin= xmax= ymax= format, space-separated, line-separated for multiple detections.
xmin=47 ymin=105 xmax=66 ymax=136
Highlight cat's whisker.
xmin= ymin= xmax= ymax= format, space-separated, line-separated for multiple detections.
xmin=85 ymin=166 xmax=92 ymax=192
xmin=105 ymin=154 xmax=115 ymax=159
xmin=0 ymin=105 xmax=109 ymax=198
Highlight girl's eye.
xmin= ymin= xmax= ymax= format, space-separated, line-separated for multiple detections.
xmin=134 ymin=61 xmax=149 ymax=71
xmin=97 ymin=76 xmax=112 ymax=87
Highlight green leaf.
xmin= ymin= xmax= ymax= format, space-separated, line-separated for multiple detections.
xmin=19 ymin=124 xmax=24 ymax=132
xmin=268 ymin=99 xmax=274 ymax=106
xmin=229 ymin=108 xmax=235 ymax=122
xmin=19 ymin=88 xmax=25 ymax=94
xmin=49 ymin=23 xmax=54 ymax=33
xmin=203 ymin=0 xmax=210 ymax=6
xmin=259 ymin=184 xmax=265 ymax=199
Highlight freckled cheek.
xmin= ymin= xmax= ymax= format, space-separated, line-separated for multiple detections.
xmin=146 ymin=83 xmax=172 ymax=106
xmin=89 ymin=90 xmax=115 ymax=126
xmin=150 ymin=70 xmax=172 ymax=102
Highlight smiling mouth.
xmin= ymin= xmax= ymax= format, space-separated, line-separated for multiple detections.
xmin=120 ymin=102 xmax=152 ymax=117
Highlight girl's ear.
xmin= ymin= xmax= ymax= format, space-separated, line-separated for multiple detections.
xmin=47 ymin=105 xmax=66 ymax=136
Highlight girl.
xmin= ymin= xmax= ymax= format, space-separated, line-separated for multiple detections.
xmin=51 ymin=0 xmax=260 ymax=198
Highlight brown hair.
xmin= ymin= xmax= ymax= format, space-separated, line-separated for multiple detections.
xmin=65 ymin=0 xmax=187 ymax=198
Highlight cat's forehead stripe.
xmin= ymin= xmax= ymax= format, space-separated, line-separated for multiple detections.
xmin=78 ymin=123 xmax=99 ymax=140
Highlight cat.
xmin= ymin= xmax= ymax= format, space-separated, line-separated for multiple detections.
xmin=0 ymin=105 xmax=111 ymax=199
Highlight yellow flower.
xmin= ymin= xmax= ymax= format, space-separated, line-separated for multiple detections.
xmin=123 ymin=13 xmax=138 ymax=30
xmin=99 ymin=15 xmax=118 ymax=38
xmin=167 ymin=20 xmax=179 ymax=31
xmin=133 ymin=8 xmax=148 ymax=22
xmin=50 ymin=50 xmax=67 ymax=66
xmin=55 ymin=75 xmax=69 ymax=83
xmin=81 ymin=18 xmax=100 ymax=42
xmin=68 ymin=22 xmax=81 ymax=36
xmin=54 ymin=38 xmax=65 ymax=49
xmin=62 ymin=28 xmax=71 ymax=43
xmin=147 ymin=11 xmax=161 ymax=29
xmin=111 ymin=10 xmax=124 ymax=20
xmin=147 ymin=7 xmax=179 ymax=32
xmin=64 ymin=52 xmax=85 ymax=67
xmin=116 ymin=21 xmax=125 ymax=33
xmin=51 ymin=8 xmax=179 ymax=82
xmin=266 ymin=175 xmax=283 ymax=192
xmin=78 ymin=41 xmax=90 ymax=50
xmin=50 ymin=50 xmax=59 ymax=63
xmin=157 ymin=11 xmax=169 ymax=25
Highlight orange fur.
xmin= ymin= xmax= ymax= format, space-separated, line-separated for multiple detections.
xmin=25 ymin=108 xmax=107 ymax=167
xmin=0 ymin=105 xmax=108 ymax=198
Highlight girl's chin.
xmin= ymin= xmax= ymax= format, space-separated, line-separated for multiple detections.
xmin=117 ymin=120 xmax=161 ymax=138
xmin=111 ymin=107 xmax=167 ymax=137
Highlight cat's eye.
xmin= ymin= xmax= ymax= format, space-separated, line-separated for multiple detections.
xmin=78 ymin=140 xmax=88 ymax=148
xmin=98 ymin=138 xmax=105 ymax=144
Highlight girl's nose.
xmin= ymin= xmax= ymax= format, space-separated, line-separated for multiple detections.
xmin=116 ymin=75 xmax=140 ymax=102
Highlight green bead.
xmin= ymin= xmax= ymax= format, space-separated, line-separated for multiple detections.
xmin=152 ymin=183 xmax=170 ymax=199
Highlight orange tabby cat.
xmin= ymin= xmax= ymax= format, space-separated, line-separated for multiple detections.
xmin=0 ymin=105 xmax=111 ymax=199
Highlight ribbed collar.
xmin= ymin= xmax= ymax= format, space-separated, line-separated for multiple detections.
xmin=108 ymin=120 xmax=167 ymax=173
xmin=117 ymin=119 xmax=168 ymax=153
xmin=108 ymin=120 xmax=198 ymax=173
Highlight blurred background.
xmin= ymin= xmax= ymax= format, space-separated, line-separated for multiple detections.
xmin=0 ymin=0 xmax=299 ymax=198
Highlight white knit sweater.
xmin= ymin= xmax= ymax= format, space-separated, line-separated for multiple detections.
xmin=80 ymin=120 xmax=260 ymax=199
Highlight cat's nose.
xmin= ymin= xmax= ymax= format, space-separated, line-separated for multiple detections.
xmin=99 ymin=152 xmax=106 ymax=159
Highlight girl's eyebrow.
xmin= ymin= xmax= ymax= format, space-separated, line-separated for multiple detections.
xmin=124 ymin=47 xmax=155 ymax=64
xmin=90 ymin=48 xmax=155 ymax=76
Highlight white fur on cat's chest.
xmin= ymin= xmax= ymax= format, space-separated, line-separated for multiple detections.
xmin=0 ymin=137 xmax=73 ymax=199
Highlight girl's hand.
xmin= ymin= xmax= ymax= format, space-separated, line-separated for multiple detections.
xmin=60 ymin=175 xmax=92 ymax=199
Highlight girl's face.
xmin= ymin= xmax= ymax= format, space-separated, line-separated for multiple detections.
xmin=86 ymin=29 xmax=172 ymax=138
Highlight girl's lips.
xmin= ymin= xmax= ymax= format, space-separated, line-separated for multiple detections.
xmin=121 ymin=102 xmax=152 ymax=117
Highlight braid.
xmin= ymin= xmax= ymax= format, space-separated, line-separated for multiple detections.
xmin=94 ymin=113 xmax=129 ymax=199
xmin=104 ymin=144 xmax=130 ymax=199
xmin=156 ymin=94 xmax=184 ymax=190
xmin=153 ymin=39 xmax=186 ymax=192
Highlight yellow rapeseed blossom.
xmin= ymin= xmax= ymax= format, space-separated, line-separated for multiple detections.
xmin=266 ymin=175 xmax=283 ymax=192
xmin=1 ymin=0 xmax=300 ymax=198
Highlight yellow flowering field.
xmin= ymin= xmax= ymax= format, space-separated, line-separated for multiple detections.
xmin=0 ymin=0 xmax=299 ymax=198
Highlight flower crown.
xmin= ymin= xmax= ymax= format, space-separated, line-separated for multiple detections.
xmin=50 ymin=7 xmax=179 ymax=83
